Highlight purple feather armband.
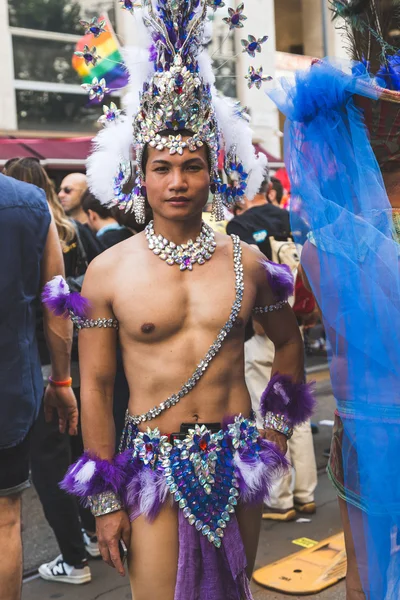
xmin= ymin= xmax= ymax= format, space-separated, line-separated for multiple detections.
xmin=262 ymin=260 xmax=294 ymax=302
xmin=60 ymin=451 xmax=131 ymax=500
xmin=41 ymin=275 xmax=90 ymax=319
xmin=260 ymin=373 xmax=316 ymax=427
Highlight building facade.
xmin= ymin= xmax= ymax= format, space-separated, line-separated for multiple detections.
xmin=0 ymin=0 xmax=346 ymax=156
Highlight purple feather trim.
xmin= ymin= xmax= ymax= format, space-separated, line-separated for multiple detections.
xmin=60 ymin=451 xmax=132 ymax=498
xmin=260 ymin=373 xmax=316 ymax=425
xmin=262 ymin=260 xmax=294 ymax=301
xmin=42 ymin=275 xmax=90 ymax=319
xmin=124 ymin=464 xmax=169 ymax=522
xmin=234 ymin=440 xmax=288 ymax=504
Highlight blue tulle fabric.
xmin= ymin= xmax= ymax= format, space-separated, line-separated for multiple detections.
xmin=269 ymin=59 xmax=400 ymax=598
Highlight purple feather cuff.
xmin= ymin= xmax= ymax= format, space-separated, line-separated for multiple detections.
xmin=262 ymin=260 xmax=294 ymax=301
xmin=42 ymin=275 xmax=90 ymax=319
xmin=60 ymin=451 xmax=132 ymax=501
xmin=260 ymin=373 xmax=316 ymax=426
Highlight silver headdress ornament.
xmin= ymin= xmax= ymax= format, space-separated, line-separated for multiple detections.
xmin=85 ymin=0 xmax=269 ymax=222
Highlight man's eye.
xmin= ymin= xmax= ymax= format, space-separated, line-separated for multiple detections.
xmin=187 ymin=166 xmax=201 ymax=171
xmin=155 ymin=167 xmax=168 ymax=172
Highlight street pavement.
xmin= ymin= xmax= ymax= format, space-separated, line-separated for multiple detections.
xmin=22 ymin=369 xmax=345 ymax=600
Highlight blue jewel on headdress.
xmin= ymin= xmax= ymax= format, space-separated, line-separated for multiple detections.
xmin=223 ymin=3 xmax=247 ymax=30
xmin=245 ymin=66 xmax=272 ymax=90
xmin=119 ymin=0 xmax=137 ymax=13
xmin=74 ymin=45 xmax=101 ymax=67
xmin=207 ymin=0 xmax=226 ymax=10
xmin=81 ymin=77 xmax=110 ymax=102
xmin=241 ymin=34 xmax=269 ymax=58
xmin=98 ymin=102 xmax=122 ymax=125
xmin=79 ymin=17 xmax=107 ymax=38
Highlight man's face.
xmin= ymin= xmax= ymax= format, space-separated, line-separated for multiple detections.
xmin=145 ymin=140 xmax=210 ymax=221
xmin=58 ymin=174 xmax=86 ymax=215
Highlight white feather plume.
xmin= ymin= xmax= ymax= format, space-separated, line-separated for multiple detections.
xmin=87 ymin=19 xmax=154 ymax=205
xmin=213 ymin=94 xmax=268 ymax=200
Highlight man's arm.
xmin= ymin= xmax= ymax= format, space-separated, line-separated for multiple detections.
xmin=78 ymin=255 xmax=130 ymax=577
xmin=246 ymin=246 xmax=305 ymax=453
xmin=41 ymin=217 xmax=78 ymax=435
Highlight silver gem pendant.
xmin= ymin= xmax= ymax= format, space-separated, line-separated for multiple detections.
xmin=145 ymin=220 xmax=216 ymax=271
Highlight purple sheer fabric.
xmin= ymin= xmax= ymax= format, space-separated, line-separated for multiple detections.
xmin=174 ymin=510 xmax=253 ymax=600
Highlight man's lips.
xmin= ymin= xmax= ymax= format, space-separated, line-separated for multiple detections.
xmin=166 ymin=196 xmax=190 ymax=204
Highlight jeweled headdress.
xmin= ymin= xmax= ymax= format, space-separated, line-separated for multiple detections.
xmin=85 ymin=0 xmax=268 ymax=222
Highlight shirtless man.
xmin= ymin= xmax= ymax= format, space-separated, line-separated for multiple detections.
xmin=76 ymin=137 xmax=304 ymax=598
xmin=49 ymin=3 xmax=314 ymax=598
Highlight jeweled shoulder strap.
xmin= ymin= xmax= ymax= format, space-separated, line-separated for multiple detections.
xmin=127 ymin=235 xmax=243 ymax=425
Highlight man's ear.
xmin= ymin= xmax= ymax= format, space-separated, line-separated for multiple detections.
xmin=87 ymin=209 xmax=96 ymax=221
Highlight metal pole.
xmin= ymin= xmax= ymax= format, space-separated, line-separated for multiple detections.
xmin=321 ymin=0 xmax=329 ymax=56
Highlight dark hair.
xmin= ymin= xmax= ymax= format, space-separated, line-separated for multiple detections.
xmin=141 ymin=129 xmax=212 ymax=173
xmin=269 ymin=177 xmax=284 ymax=204
xmin=81 ymin=190 xmax=113 ymax=219
xmin=258 ymin=178 xmax=270 ymax=196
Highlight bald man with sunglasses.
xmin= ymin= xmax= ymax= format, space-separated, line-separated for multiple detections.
xmin=58 ymin=173 xmax=87 ymax=224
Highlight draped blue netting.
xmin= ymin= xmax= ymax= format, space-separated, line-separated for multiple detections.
xmin=269 ymin=59 xmax=400 ymax=598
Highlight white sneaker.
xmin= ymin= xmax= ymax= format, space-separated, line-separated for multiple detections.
xmin=82 ymin=529 xmax=101 ymax=558
xmin=38 ymin=554 xmax=91 ymax=584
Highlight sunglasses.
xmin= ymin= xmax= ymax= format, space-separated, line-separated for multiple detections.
xmin=59 ymin=186 xmax=78 ymax=194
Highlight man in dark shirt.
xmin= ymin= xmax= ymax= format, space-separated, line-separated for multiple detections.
xmin=0 ymin=174 xmax=78 ymax=599
xmin=226 ymin=178 xmax=291 ymax=259
xmin=82 ymin=191 xmax=133 ymax=249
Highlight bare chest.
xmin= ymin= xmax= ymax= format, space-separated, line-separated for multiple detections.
xmin=112 ymin=247 xmax=254 ymax=343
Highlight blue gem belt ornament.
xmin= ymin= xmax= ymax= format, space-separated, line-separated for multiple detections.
xmin=83 ymin=0 xmax=269 ymax=225
xmin=145 ymin=220 xmax=216 ymax=270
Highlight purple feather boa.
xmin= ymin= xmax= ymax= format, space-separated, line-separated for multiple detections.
xmin=260 ymin=373 xmax=316 ymax=425
xmin=262 ymin=260 xmax=294 ymax=301
xmin=234 ymin=439 xmax=288 ymax=504
xmin=42 ymin=275 xmax=90 ymax=318
xmin=60 ymin=451 xmax=133 ymax=499
xmin=124 ymin=461 xmax=169 ymax=522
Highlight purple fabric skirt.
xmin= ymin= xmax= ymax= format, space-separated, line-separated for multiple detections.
xmin=119 ymin=416 xmax=287 ymax=600
xmin=62 ymin=415 xmax=287 ymax=599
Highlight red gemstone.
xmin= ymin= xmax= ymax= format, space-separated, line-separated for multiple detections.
xmin=199 ymin=440 xmax=207 ymax=451
xmin=145 ymin=443 xmax=153 ymax=452
xmin=175 ymin=86 xmax=183 ymax=94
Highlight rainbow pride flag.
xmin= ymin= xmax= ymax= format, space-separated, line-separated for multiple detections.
xmin=72 ymin=15 xmax=128 ymax=89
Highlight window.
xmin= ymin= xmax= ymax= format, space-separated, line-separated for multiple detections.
xmin=13 ymin=38 xmax=80 ymax=85
xmin=16 ymin=90 xmax=117 ymax=131
xmin=8 ymin=0 xmax=116 ymax=33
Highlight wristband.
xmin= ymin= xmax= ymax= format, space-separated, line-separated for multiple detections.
xmin=49 ymin=376 xmax=73 ymax=387
xmin=87 ymin=491 xmax=122 ymax=517
xmin=263 ymin=411 xmax=294 ymax=440
xmin=260 ymin=373 xmax=316 ymax=426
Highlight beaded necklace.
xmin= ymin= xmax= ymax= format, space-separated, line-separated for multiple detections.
xmin=145 ymin=220 xmax=216 ymax=271
xmin=127 ymin=235 xmax=243 ymax=425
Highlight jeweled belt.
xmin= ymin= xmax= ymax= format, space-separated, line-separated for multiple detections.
xmin=119 ymin=416 xmax=261 ymax=548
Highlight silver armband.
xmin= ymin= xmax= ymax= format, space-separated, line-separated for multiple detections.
xmin=263 ymin=411 xmax=294 ymax=440
xmin=87 ymin=491 xmax=122 ymax=517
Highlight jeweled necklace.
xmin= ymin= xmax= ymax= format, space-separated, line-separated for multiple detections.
xmin=145 ymin=220 xmax=216 ymax=271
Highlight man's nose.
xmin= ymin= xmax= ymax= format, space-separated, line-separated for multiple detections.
xmin=169 ymin=168 xmax=188 ymax=191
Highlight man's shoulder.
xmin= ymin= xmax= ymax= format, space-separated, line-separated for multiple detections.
xmin=0 ymin=173 xmax=48 ymax=211
xmin=88 ymin=232 xmax=143 ymax=270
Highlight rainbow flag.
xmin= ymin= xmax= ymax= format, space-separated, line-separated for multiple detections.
xmin=72 ymin=15 xmax=128 ymax=89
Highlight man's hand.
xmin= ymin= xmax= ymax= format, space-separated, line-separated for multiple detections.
xmin=262 ymin=428 xmax=288 ymax=456
xmin=97 ymin=511 xmax=131 ymax=577
xmin=43 ymin=385 xmax=79 ymax=436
